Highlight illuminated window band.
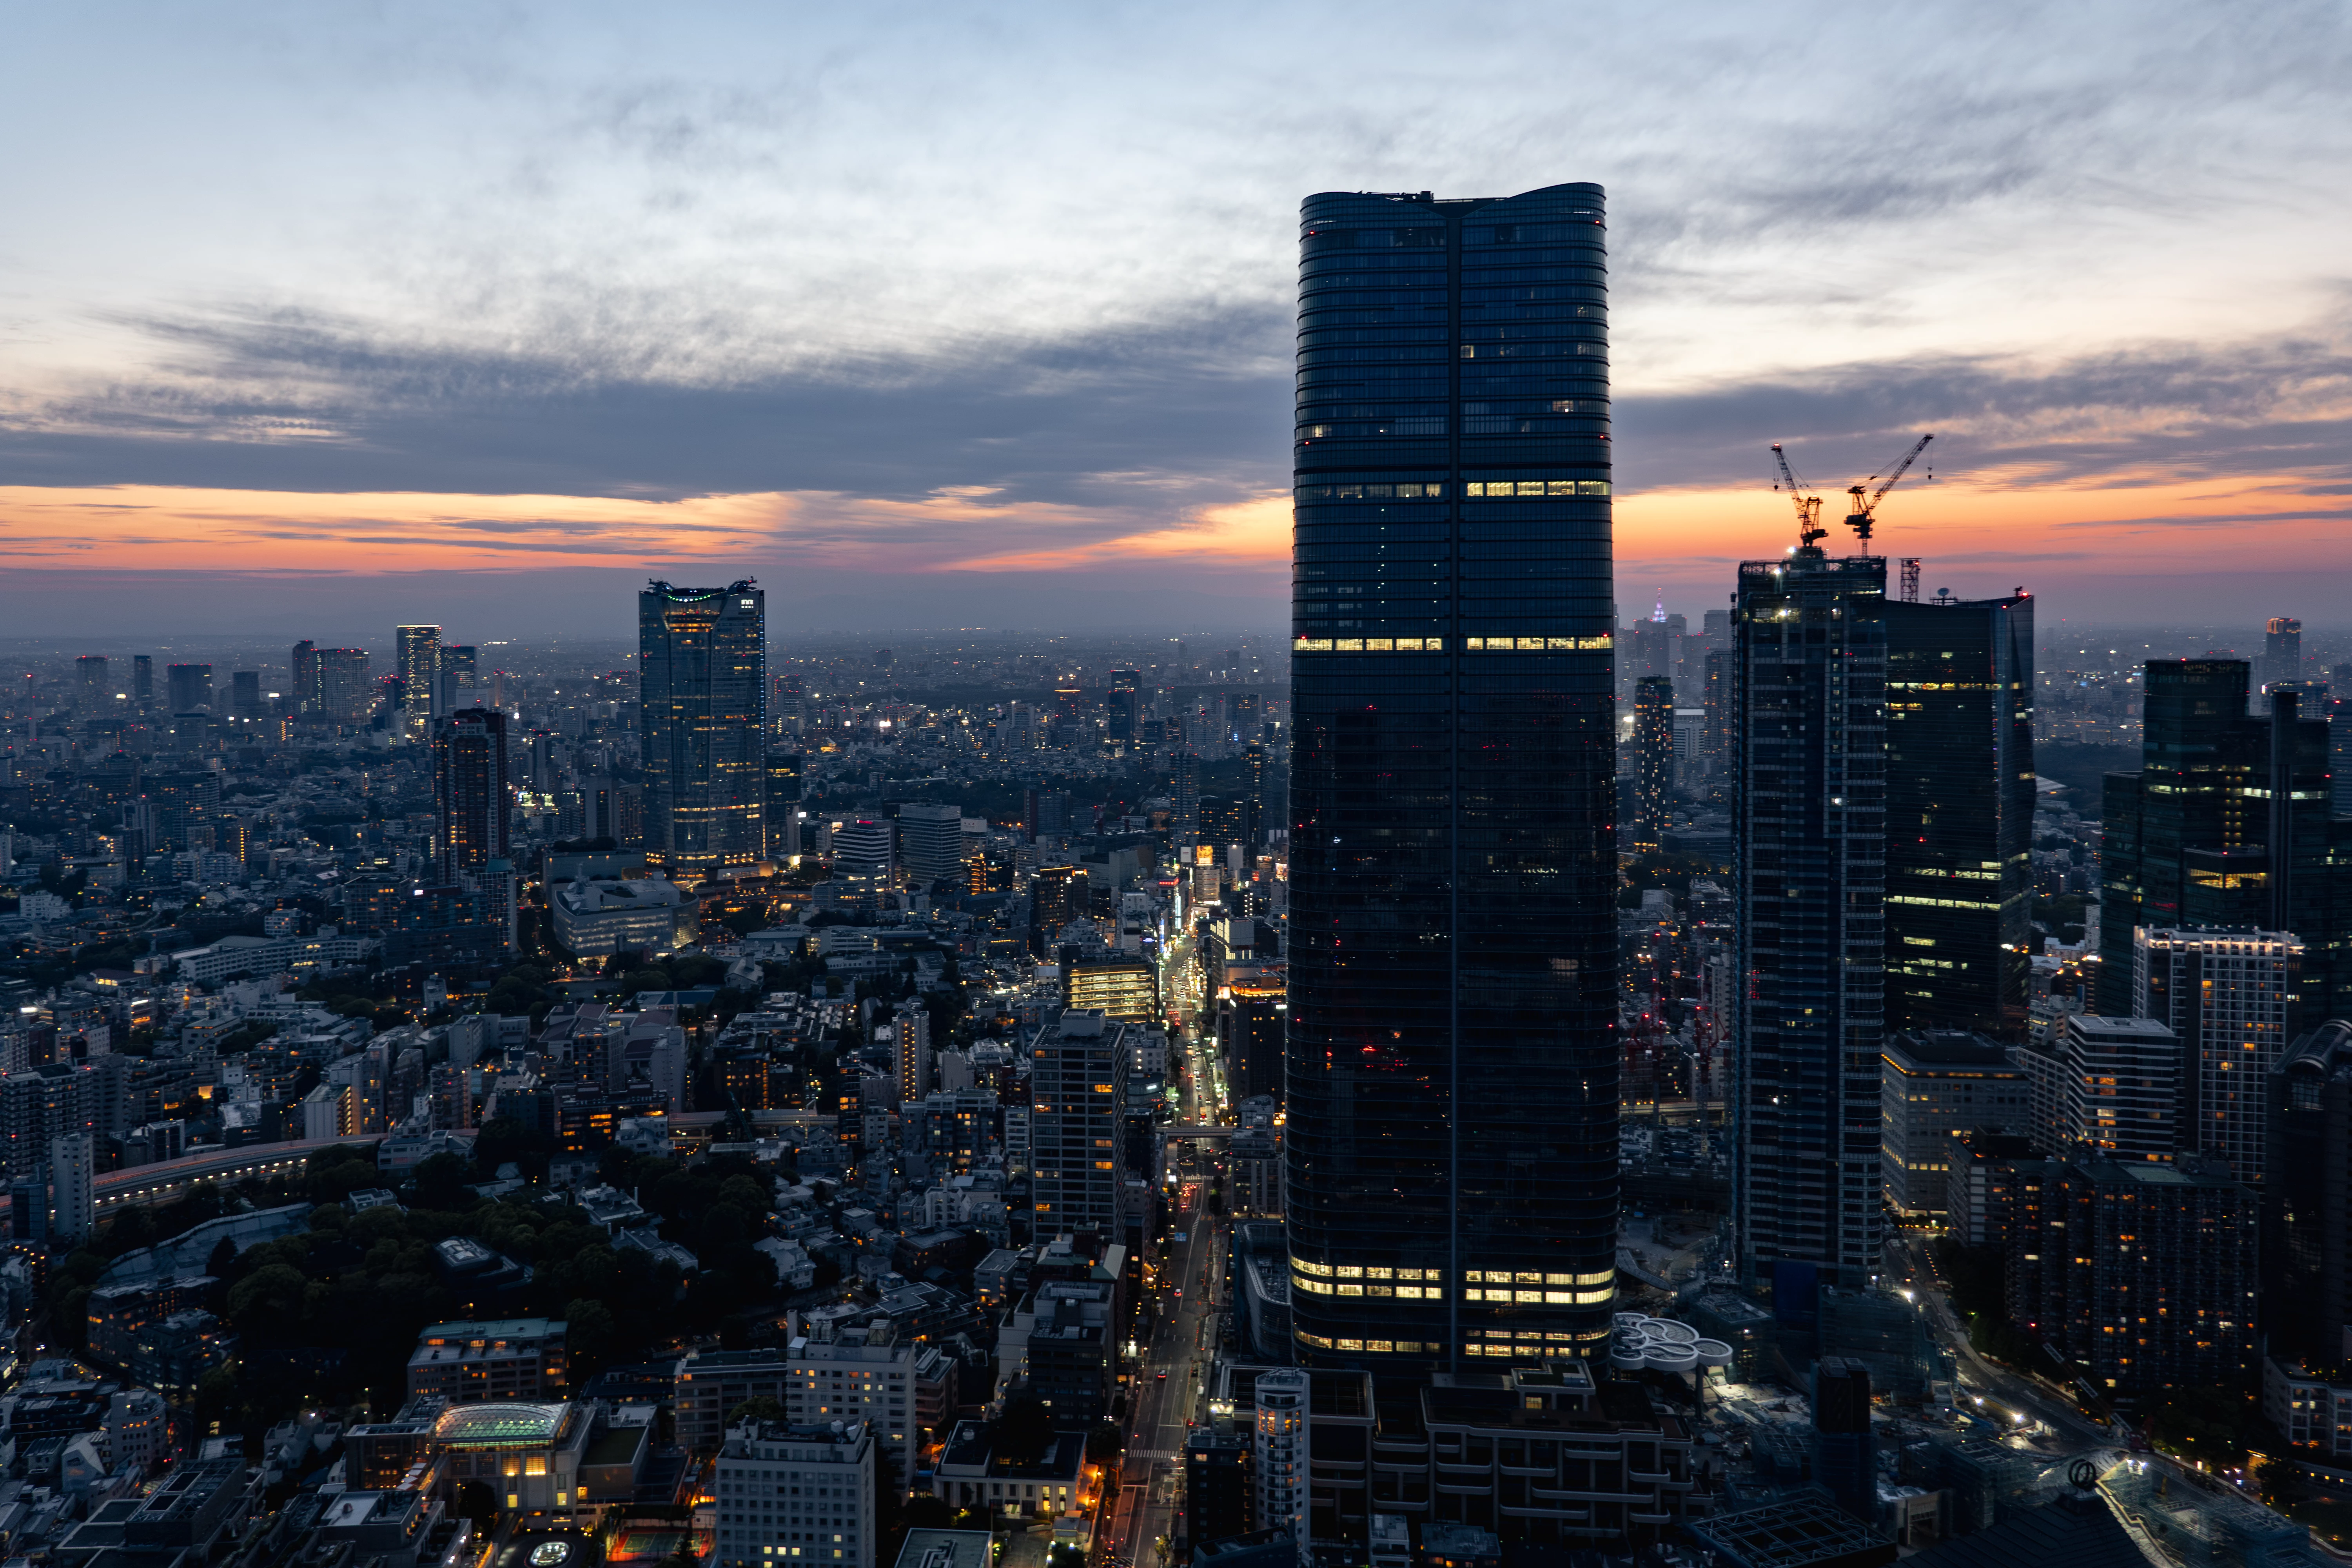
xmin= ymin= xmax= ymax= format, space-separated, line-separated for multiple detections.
xmin=1296 ymin=1332 xmax=1441 ymax=1354
xmin=1465 ymin=480 xmax=1611 ymax=497
xmin=1295 ymin=482 xmax=1447 ymax=501
xmin=1293 ymin=635 xmax=1614 ymax=654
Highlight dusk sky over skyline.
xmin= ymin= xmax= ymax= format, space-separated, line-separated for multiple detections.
xmin=4 ymin=0 xmax=2349 ymax=637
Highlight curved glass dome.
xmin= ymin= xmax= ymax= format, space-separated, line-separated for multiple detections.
xmin=434 ymin=1402 xmax=570 ymax=1448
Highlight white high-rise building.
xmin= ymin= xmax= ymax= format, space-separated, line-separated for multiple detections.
xmin=49 ymin=1133 xmax=94 ymax=1244
xmin=711 ymin=1418 xmax=874 ymax=1568
xmin=2134 ymin=927 xmax=2303 ymax=1181
xmin=1253 ymin=1369 xmax=1310 ymax=1547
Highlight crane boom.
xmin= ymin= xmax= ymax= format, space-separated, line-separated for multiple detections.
xmin=1771 ymin=442 xmax=1827 ymax=548
xmin=1843 ymin=432 xmax=1933 ymax=548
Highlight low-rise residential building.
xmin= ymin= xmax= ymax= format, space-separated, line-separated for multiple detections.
xmin=406 ymin=1318 xmax=568 ymax=1404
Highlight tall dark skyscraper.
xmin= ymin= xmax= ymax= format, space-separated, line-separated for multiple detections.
xmin=165 ymin=662 xmax=213 ymax=714
xmin=131 ymin=655 xmax=152 ymax=709
xmin=394 ymin=624 xmax=440 ymax=740
xmin=1731 ymin=548 xmax=1887 ymax=1295
xmin=1883 ymin=592 xmax=2035 ymax=1036
xmin=434 ymin=707 xmax=510 ymax=882
xmin=1107 ymin=670 xmax=1140 ymax=749
xmin=2265 ymin=615 xmax=2303 ymax=693
xmin=639 ymin=581 xmax=767 ymax=879
xmin=2100 ymin=664 xmax=2349 ymax=1019
xmin=1286 ymin=182 xmax=1619 ymax=1369
xmin=74 ymin=656 xmax=108 ymax=710
xmin=1632 ymin=675 xmax=1673 ymax=855
xmin=291 ymin=640 xmax=319 ymax=713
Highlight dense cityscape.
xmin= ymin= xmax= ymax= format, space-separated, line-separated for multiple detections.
xmin=4 ymin=151 xmax=2351 ymax=1568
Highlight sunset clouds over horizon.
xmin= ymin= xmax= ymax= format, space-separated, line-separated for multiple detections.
xmin=4 ymin=1 xmax=2350 ymax=635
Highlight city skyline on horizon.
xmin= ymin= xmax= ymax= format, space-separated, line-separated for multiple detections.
xmin=4 ymin=4 xmax=2350 ymax=633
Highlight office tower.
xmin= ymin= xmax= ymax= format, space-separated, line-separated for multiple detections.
xmin=2269 ymin=1019 xmax=2352 ymax=1376
xmin=290 ymin=640 xmax=319 ymax=712
xmin=770 ymin=670 xmax=805 ymax=735
xmin=436 ymin=644 xmax=477 ymax=715
xmin=1731 ymin=548 xmax=1887 ymax=1294
xmin=1170 ymin=751 xmax=1200 ymax=842
xmin=1242 ymin=741 xmax=1268 ymax=848
xmin=830 ymin=818 xmax=895 ymax=910
xmin=165 ymin=662 xmax=213 ymax=713
xmin=896 ymin=1004 xmax=933 ymax=1103
xmin=1025 ymin=788 xmax=1071 ymax=842
xmin=230 ymin=670 xmax=262 ymax=719
xmin=1252 ymin=1369 xmax=1310 ymax=1548
xmin=1631 ymin=675 xmax=1673 ymax=855
xmin=74 ymin=656 xmax=108 ymax=710
xmin=2266 ymin=615 xmax=2304 ymax=691
xmin=2060 ymin=1013 xmax=2180 ymax=1161
xmin=433 ymin=708 xmax=511 ymax=883
xmin=1700 ymin=646 xmax=1733 ymax=793
xmin=1108 ymin=670 xmax=1140 ymax=748
xmin=1219 ymin=985 xmax=1287 ymax=1104
xmin=2101 ymin=667 xmax=2348 ymax=1018
xmin=1883 ymin=591 xmax=2035 ymax=1037
xmin=1200 ymin=796 xmax=1251 ymax=852
xmin=2133 ymin=927 xmax=2301 ymax=1181
xmin=1879 ymin=1031 xmax=2029 ymax=1219
xmin=2009 ymin=1154 xmax=2255 ymax=1397
xmin=394 ymin=624 xmax=440 ymax=739
xmin=640 ymin=581 xmax=767 ymax=879
xmin=1289 ymin=182 xmax=1618 ymax=1368
xmin=764 ymin=748 xmax=803 ymax=860
xmin=131 ymin=655 xmax=152 ymax=710
xmin=316 ymin=648 xmax=371 ymax=722
xmin=898 ymin=802 xmax=965 ymax=891
xmin=1066 ymin=960 xmax=1158 ymax=1024
xmin=49 ymin=1133 xmax=94 ymax=1245
xmin=1031 ymin=864 xmax=1088 ymax=949
xmin=1029 ymin=1010 xmax=1128 ymax=1234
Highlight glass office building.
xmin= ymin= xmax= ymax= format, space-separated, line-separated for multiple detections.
xmin=1731 ymin=549 xmax=1888 ymax=1294
xmin=639 ymin=581 xmax=768 ymax=879
xmin=1883 ymin=593 xmax=2035 ymax=1037
xmin=1286 ymin=183 xmax=1619 ymax=1369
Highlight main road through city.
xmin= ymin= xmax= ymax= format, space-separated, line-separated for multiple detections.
xmin=1099 ymin=1014 xmax=1229 ymax=1568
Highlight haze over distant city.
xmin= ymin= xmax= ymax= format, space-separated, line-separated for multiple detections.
xmin=4 ymin=0 xmax=2351 ymax=633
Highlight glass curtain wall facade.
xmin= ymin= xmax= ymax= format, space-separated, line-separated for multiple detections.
xmin=1732 ymin=549 xmax=1888 ymax=1294
xmin=1632 ymin=675 xmax=1674 ymax=855
xmin=434 ymin=707 xmax=510 ymax=882
xmin=639 ymin=581 xmax=768 ymax=879
xmin=1883 ymin=593 xmax=2034 ymax=1037
xmin=1287 ymin=183 xmax=1619 ymax=1371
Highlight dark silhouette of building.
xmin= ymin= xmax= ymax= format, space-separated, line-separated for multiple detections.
xmin=434 ymin=708 xmax=510 ymax=882
xmin=1287 ymin=182 xmax=1619 ymax=1369
xmin=1632 ymin=675 xmax=1673 ymax=855
xmin=165 ymin=663 xmax=212 ymax=714
xmin=639 ymin=581 xmax=767 ymax=878
xmin=2100 ymin=665 xmax=2349 ymax=1019
xmin=1732 ymin=548 xmax=1887 ymax=1295
xmin=1883 ymin=591 xmax=2035 ymax=1037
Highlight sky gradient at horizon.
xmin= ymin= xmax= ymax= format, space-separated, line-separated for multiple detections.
xmin=4 ymin=1 xmax=2349 ymax=636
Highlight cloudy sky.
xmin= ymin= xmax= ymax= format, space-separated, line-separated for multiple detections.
xmin=3 ymin=0 xmax=2348 ymax=639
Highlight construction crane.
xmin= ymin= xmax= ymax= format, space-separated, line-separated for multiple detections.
xmin=1770 ymin=443 xmax=1826 ymax=549
xmin=1843 ymin=432 xmax=1933 ymax=549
